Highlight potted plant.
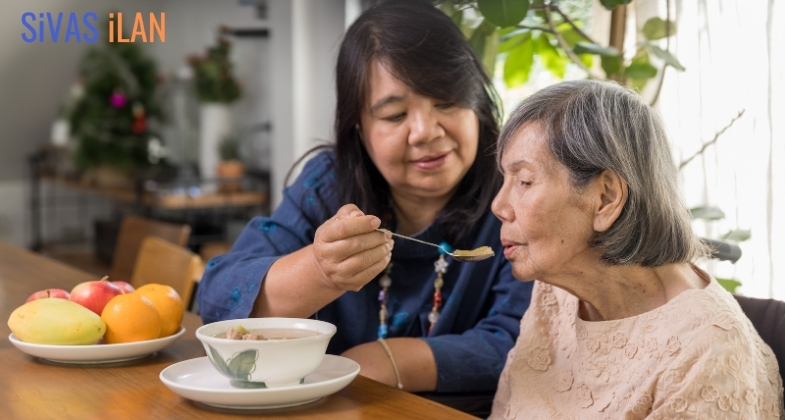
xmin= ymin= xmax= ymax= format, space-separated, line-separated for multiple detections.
xmin=188 ymin=37 xmax=241 ymax=180
xmin=216 ymin=136 xmax=244 ymax=192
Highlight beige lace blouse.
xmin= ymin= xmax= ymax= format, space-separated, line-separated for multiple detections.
xmin=490 ymin=278 xmax=783 ymax=419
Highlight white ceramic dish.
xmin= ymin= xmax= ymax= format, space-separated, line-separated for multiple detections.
xmin=160 ymin=354 xmax=360 ymax=410
xmin=8 ymin=327 xmax=186 ymax=364
xmin=196 ymin=318 xmax=336 ymax=388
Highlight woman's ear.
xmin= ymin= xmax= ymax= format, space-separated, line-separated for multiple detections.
xmin=592 ymin=170 xmax=627 ymax=232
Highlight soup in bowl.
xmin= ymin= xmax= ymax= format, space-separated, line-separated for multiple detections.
xmin=196 ymin=318 xmax=336 ymax=388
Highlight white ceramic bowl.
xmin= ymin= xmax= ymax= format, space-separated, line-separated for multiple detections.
xmin=195 ymin=318 xmax=336 ymax=388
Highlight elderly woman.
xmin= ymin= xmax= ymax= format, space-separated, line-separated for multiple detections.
xmin=490 ymin=80 xmax=782 ymax=419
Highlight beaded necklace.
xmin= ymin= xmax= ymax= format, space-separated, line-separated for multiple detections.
xmin=377 ymin=241 xmax=452 ymax=339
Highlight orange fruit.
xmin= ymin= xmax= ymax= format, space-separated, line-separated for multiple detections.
xmin=101 ymin=294 xmax=162 ymax=344
xmin=134 ymin=284 xmax=184 ymax=337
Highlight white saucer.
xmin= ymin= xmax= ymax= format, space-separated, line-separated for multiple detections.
xmin=8 ymin=327 xmax=186 ymax=364
xmin=160 ymin=354 xmax=360 ymax=410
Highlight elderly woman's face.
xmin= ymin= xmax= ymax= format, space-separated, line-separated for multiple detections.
xmin=359 ymin=60 xmax=478 ymax=200
xmin=492 ymin=125 xmax=597 ymax=281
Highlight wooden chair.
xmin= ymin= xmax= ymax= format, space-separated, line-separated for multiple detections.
xmin=130 ymin=237 xmax=202 ymax=310
xmin=109 ymin=215 xmax=191 ymax=282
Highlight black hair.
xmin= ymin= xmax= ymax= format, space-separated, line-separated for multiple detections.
xmin=332 ymin=0 xmax=501 ymax=247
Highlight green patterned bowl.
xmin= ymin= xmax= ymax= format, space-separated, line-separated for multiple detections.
xmin=196 ymin=318 xmax=336 ymax=388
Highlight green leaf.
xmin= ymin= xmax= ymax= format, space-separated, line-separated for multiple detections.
xmin=629 ymin=78 xmax=650 ymax=93
xmin=499 ymin=28 xmax=529 ymax=42
xmin=722 ymin=229 xmax=752 ymax=242
xmin=642 ymin=17 xmax=676 ymax=40
xmin=438 ymin=0 xmax=456 ymax=15
xmin=504 ymin=35 xmax=534 ymax=87
xmin=601 ymin=55 xmax=622 ymax=78
xmin=599 ymin=0 xmax=633 ymax=11
xmin=690 ymin=206 xmax=726 ymax=220
xmin=535 ymin=35 xmax=566 ymax=79
xmin=469 ymin=20 xmax=499 ymax=76
xmin=573 ymin=42 xmax=620 ymax=57
xmin=207 ymin=344 xmax=233 ymax=378
xmin=451 ymin=10 xmax=463 ymax=27
xmin=646 ymin=43 xmax=686 ymax=71
xmin=558 ymin=25 xmax=583 ymax=48
xmin=227 ymin=349 xmax=259 ymax=382
xmin=580 ymin=54 xmax=593 ymax=68
xmin=716 ymin=278 xmax=742 ymax=294
xmin=499 ymin=30 xmax=530 ymax=53
xmin=483 ymin=30 xmax=499 ymax=76
xmin=624 ymin=62 xmax=657 ymax=79
xmin=469 ymin=21 xmax=490 ymax=63
xmin=477 ymin=0 xmax=530 ymax=27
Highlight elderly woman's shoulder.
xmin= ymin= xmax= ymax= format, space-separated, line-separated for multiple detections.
xmin=648 ymin=280 xmax=783 ymax=418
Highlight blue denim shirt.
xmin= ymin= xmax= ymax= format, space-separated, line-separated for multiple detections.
xmin=197 ymin=151 xmax=533 ymax=393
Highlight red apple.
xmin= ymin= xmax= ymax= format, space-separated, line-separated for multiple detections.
xmin=70 ymin=277 xmax=123 ymax=315
xmin=26 ymin=288 xmax=70 ymax=303
xmin=112 ymin=281 xmax=135 ymax=294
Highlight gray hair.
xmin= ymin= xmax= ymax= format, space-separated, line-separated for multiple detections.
xmin=498 ymin=80 xmax=707 ymax=266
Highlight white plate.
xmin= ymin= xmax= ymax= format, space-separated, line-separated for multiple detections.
xmin=8 ymin=327 xmax=186 ymax=364
xmin=160 ymin=354 xmax=360 ymax=410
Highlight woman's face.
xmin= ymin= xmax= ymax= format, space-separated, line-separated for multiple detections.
xmin=359 ymin=60 xmax=478 ymax=201
xmin=492 ymin=124 xmax=597 ymax=282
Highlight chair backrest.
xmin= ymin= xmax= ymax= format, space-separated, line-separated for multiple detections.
xmin=733 ymin=294 xmax=785 ymax=398
xmin=130 ymin=237 xmax=202 ymax=307
xmin=110 ymin=216 xmax=191 ymax=282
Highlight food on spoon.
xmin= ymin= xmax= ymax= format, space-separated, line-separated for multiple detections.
xmin=70 ymin=276 xmax=123 ymax=315
xmin=25 ymin=288 xmax=70 ymax=303
xmin=453 ymin=246 xmax=495 ymax=257
xmin=8 ymin=298 xmax=106 ymax=345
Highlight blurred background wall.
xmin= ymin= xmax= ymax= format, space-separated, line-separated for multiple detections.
xmin=0 ymin=0 xmax=345 ymax=248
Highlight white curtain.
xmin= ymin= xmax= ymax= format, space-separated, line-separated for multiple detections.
xmin=655 ymin=0 xmax=785 ymax=298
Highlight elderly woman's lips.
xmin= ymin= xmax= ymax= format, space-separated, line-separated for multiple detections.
xmin=503 ymin=245 xmax=521 ymax=259
xmin=413 ymin=153 xmax=448 ymax=170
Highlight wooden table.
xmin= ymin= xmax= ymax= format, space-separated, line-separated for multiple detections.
xmin=0 ymin=242 xmax=478 ymax=419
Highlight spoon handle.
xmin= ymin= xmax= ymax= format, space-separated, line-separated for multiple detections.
xmin=376 ymin=229 xmax=447 ymax=252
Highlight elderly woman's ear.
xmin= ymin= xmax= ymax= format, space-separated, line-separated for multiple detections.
xmin=590 ymin=170 xmax=628 ymax=233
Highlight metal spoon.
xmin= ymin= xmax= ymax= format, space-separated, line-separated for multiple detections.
xmin=377 ymin=229 xmax=495 ymax=262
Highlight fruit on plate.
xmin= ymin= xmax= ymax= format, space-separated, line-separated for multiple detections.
xmin=70 ymin=276 xmax=123 ymax=315
xmin=8 ymin=298 xmax=106 ymax=345
xmin=101 ymin=293 xmax=162 ymax=344
xmin=111 ymin=281 xmax=135 ymax=294
xmin=135 ymin=284 xmax=184 ymax=337
xmin=25 ymin=288 xmax=70 ymax=303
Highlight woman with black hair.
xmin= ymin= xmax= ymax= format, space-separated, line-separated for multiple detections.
xmin=196 ymin=0 xmax=533 ymax=394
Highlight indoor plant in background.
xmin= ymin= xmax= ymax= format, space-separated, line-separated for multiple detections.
xmin=188 ymin=37 xmax=241 ymax=181
xmin=437 ymin=0 xmax=683 ymax=104
xmin=216 ymin=135 xmax=245 ymax=192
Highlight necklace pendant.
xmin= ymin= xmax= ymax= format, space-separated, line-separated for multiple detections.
xmin=428 ymin=310 xmax=440 ymax=324
xmin=379 ymin=274 xmax=392 ymax=288
xmin=434 ymin=256 xmax=449 ymax=274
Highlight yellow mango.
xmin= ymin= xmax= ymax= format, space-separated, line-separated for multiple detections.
xmin=8 ymin=298 xmax=106 ymax=345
